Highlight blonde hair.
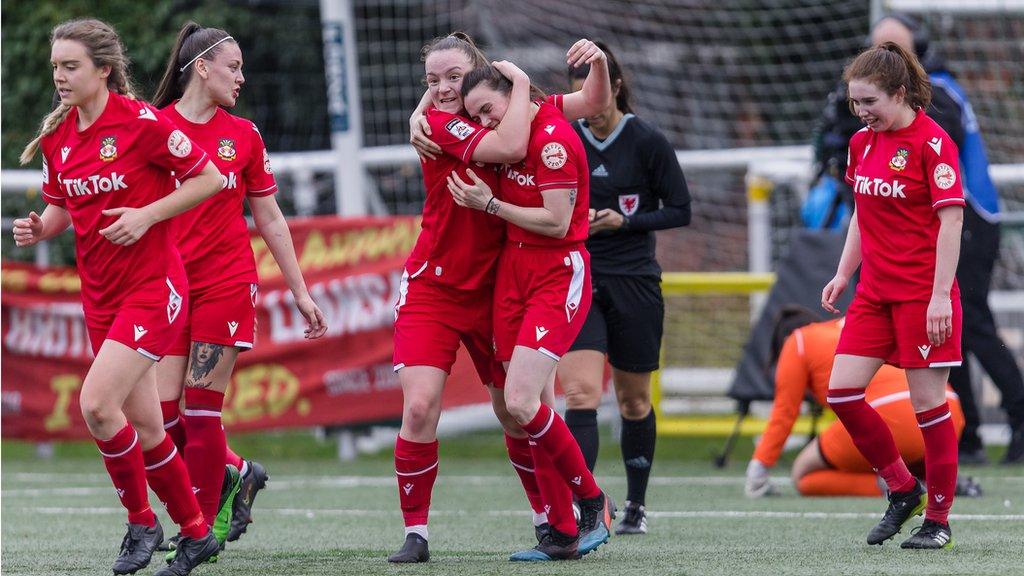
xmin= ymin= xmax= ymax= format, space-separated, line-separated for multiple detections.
xmin=20 ymin=19 xmax=137 ymax=165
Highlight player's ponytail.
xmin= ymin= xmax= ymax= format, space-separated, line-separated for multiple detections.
xmin=843 ymin=41 xmax=931 ymax=112
xmin=567 ymin=41 xmax=633 ymax=114
xmin=21 ymin=18 xmax=134 ymax=164
xmin=152 ymin=21 xmax=235 ymax=108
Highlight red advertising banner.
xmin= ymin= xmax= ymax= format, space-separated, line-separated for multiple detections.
xmin=1 ymin=216 xmax=490 ymax=440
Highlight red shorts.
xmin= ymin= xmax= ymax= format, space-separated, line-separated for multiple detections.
xmin=166 ymin=282 xmax=259 ymax=357
xmin=85 ymin=275 xmax=188 ymax=360
xmin=836 ymin=292 xmax=962 ymax=369
xmin=393 ymin=268 xmax=503 ymax=387
xmin=493 ymin=243 xmax=591 ymax=362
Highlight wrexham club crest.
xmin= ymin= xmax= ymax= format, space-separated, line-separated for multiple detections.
xmin=99 ymin=136 xmax=117 ymax=162
xmin=889 ymin=147 xmax=909 ymax=172
xmin=217 ymin=138 xmax=237 ymax=161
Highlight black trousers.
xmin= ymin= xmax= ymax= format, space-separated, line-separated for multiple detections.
xmin=948 ymin=203 xmax=1024 ymax=449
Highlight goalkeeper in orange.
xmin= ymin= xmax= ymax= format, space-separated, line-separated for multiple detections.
xmin=744 ymin=307 xmax=968 ymax=498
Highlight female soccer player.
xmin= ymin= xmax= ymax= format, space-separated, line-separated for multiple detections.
xmin=556 ymin=42 xmax=691 ymax=535
xmin=744 ymin=310 xmax=964 ymax=498
xmin=448 ymin=65 xmax=614 ymax=561
xmin=821 ymin=42 xmax=965 ymax=550
xmin=150 ymin=21 xmax=327 ymax=549
xmin=388 ymin=33 xmax=609 ymax=563
xmin=14 ymin=18 xmax=222 ymax=575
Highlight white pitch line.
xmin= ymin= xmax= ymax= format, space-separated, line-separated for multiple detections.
xmin=22 ymin=506 xmax=1024 ymax=522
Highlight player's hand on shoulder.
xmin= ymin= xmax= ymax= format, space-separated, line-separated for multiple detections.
xmin=410 ymin=114 xmax=440 ymax=161
xmin=98 ymin=206 xmax=156 ymax=246
xmin=12 ymin=211 xmax=44 ymax=247
xmin=566 ymin=38 xmax=606 ymax=68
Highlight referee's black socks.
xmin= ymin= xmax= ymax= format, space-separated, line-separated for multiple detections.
xmin=565 ymin=409 xmax=599 ymax=472
xmin=621 ymin=409 xmax=656 ymax=506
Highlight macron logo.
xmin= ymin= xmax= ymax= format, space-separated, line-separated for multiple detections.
xmin=535 ymin=326 xmax=549 ymax=341
xmin=935 ymin=494 xmax=945 ymax=503
xmin=133 ymin=324 xmax=148 ymax=342
xmin=61 ymin=146 xmax=71 ymax=162
xmin=571 ymin=476 xmax=582 ymax=486
xmin=918 ymin=345 xmax=931 ymax=359
xmin=544 ymin=125 xmax=555 ymax=135
xmin=138 ymin=107 xmax=157 ymax=121
xmin=227 ymin=321 xmax=239 ymax=336
xmin=402 ymin=483 xmax=414 ymax=495
xmin=927 ymin=137 xmax=942 ymax=155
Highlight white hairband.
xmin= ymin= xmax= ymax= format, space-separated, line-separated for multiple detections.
xmin=179 ymin=35 xmax=234 ymax=72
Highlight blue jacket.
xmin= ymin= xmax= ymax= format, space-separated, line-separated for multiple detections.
xmin=929 ymin=69 xmax=1001 ymax=222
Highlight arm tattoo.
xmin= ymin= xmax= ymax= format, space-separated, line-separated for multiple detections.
xmin=186 ymin=342 xmax=225 ymax=388
xmin=568 ymin=189 xmax=577 ymax=206
xmin=486 ymin=197 xmax=501 ymax=215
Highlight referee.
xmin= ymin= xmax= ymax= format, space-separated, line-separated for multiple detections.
xmin=557 ymin=42 xmax=691 ymax=535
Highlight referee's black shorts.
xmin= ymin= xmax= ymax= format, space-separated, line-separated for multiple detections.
xmin=568 ymin=273 xmax=664 ymax=373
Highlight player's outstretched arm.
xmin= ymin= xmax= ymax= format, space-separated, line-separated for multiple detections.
xmin=250 ymin=194 xmax=327 ymax=339
xmin=561 ymin=39 xmax=611 ymax=121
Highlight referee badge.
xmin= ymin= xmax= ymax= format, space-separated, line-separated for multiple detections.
xmin=618 ymin=194 xmax=639 ymax=216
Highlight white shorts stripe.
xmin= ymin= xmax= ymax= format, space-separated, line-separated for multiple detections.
xmin=144 ymin=445 xmax=178 ymax=471
xmin=233 ymin=341 xmax=254 ymax=348
xmin=564 ymin=251 xmax=585 ymax=323
xmin=929 ymin=361 xmax=962 ymax=368
xmin=135 ymin=347 xmax=160 ymax=361
xmin=826 ymin=393 xmax=866 ymax=404
xmin=98 ymin=431 xmax=139 ymax=458
xmin=183 ymin=409 xmax=222 ymax=418
xmin=395 ymin=460 xmax=439 ymax=477
xmin=162 ymin=417 xmax=180 ymax=430
xmin=537 ymin=347 xmax=560 ymax=361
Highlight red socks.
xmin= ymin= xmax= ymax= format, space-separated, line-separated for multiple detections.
xmin=530 ymin=438 xmax=576 ymax=536
xmin=182 ymin=388 xmax=228 ymax=525
xmin=225 ymin=444 xmax=245 ymax=471
xmin=522 ymin=405 xmax=601 ymax=500
xmin=160 ymin=400 xmax=186 ymax=452
xmin=94 ymin=424 xmax=155 ymax=527
xmin=143 ymin=433 xmax=207 ymax=539
xmin=827 ymin=388 xmax=916 ymax=493
xmin=394 ymin=436 xmax=439 ymax=534
xmin=504 ymin=433 xmax=546 ymax=515
xmin=918 ymin=403 xmax=957 ymax=524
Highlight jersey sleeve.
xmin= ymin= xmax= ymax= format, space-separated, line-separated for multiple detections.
xmin=535 ymin=131 xmax=579 ymax=192
xmin=645 ymin=129 xmax=690 ymax=207
xmin=138 ymin=104 xmax=210 ymax=180
xmin=39 ymin=143 xmax=65 ymax=207
xmin=921 ymin=125 xmax=966 ymax=211
xmin=426 ymin=110 xmax=491 ymax=164
xmin=545 ymin=93 xmax=564 ymax=111
xmin=753 ymin=331 xmax=811 ymax=467
xmin=845 ymin=129 xmax=868 ymax=185
xmin=244 ymin=123 xmax=278 ymax=197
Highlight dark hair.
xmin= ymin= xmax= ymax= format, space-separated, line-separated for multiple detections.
xmin=843 ymin=41 xmax=931 ymax=112
xmin=460 ymin=64 xmax=547 ymax=104
xmin=420 ymin=31 xmax=488 ymax=69
xmin=766 ymin=305 xmax=822 ymax=375
xmin=567 ymin=41 xmax=632 ymax=114
xmin=152 ymin=21 xmax=235 ymax=108
xmin=22 ymin=18 xmax=136 ymax=164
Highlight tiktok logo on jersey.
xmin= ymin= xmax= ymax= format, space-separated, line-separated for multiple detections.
xmin=59 ymin=173 xmax=127 ymax=197
xmin=505 ymin=167 xmax=535 ymax=187
xmin=220 ymin=171 xmax=238 ymax=190
xmin=853 ymin=174 xmax=906 ymax=199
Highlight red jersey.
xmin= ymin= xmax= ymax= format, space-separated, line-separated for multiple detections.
xmin=410 ymin=107 xmax=505 ymax=290
xmin=161 ymin=104 xmax=278 ymax=292
xmin=40 ymin=92 xmax=209 ymax=311
xmin=499 ymin=101 xmax=589 ymax=246
xmin=845 ymin=109 xmax=965 ymax=302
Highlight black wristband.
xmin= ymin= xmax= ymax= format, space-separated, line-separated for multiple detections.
xmin=485 ymin=196 xmax=499 ymax=214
